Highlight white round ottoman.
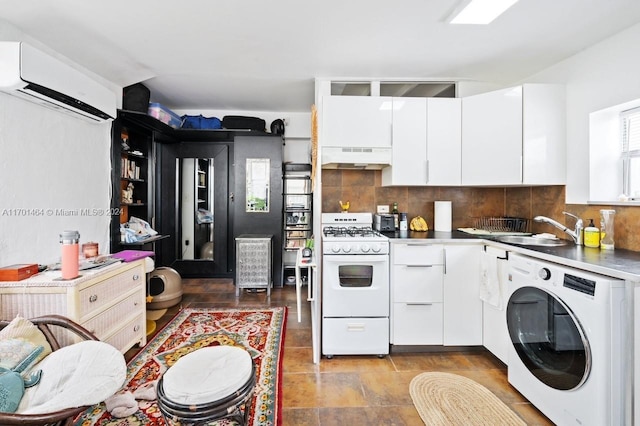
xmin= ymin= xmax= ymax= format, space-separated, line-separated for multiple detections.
xmin=157 ymin=345 xmax=255 ymax=426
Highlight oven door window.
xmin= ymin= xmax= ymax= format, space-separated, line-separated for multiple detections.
xmin=506 ymin=286 xmax=590 ymax=391
xmin=338 ymin=265 xmax=373 ymax=287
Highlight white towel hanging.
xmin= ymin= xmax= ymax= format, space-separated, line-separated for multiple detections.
xmin=479 ymin=248 xmax=504 ymax=309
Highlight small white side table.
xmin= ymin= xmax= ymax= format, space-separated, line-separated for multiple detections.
xmin=295 ymin=248 xmax=316 ymax=323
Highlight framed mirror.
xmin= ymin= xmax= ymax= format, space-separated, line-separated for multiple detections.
xmin=246 ymin=158 xmax=270 ymax=212
xmin=180 ymin=158 xmax=214 ymax=260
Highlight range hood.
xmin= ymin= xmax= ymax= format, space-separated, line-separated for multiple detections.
xmin=321 ymin=146 xmax=392 ymax=170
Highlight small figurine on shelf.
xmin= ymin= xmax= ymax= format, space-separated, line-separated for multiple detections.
xmin=122 ymin=182 xmax=134 ymax=204
xmin=339 ymin=200 xmax=350 ymax=213
xmin=121 ymin=128 xmax=130 ymax=151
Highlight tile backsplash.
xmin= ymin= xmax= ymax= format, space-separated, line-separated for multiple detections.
xmin=321 ymin=169 xmax=640 ymax=252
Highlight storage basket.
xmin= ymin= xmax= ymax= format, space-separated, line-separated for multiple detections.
xmin=148 ymin=103 xmax=182 ymax=129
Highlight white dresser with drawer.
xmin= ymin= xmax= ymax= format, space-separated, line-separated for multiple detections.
xmin=0 ymin=259 xmax=147 ymax=352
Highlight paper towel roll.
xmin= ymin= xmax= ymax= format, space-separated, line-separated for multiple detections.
xmin=434 ymin=201 xmax=452 ymax=232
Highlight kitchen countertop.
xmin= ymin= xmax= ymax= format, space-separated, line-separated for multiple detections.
xmin=383 ymin=230 xmax=640 ymax=281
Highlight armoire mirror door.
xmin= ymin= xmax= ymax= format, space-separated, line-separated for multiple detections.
xmin=233 ymin=135 xmax=283 ymax=288
xmin=156 ymin=142 xmax=232 ymax=278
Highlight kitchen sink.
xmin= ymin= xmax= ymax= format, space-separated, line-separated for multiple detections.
xmin=494 ymin=235 xmax=568 ymax=246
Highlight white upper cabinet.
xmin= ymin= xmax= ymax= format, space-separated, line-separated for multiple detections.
xmin=382 ymin=97 xmax=427 ymax=185
xmin=322 ymin=96 xmax=392 ymax=148
xmin=381 ymin=97 xmax=461 ymax=186
xmin=461 ymin=84 xmax=565 ymax=186
xmin=426 ymin=98 xmax=462 ymax=186
xmin=522 ymin=84 xmax=566 ymax=184
xmin=462 ymin=86 xmax=523 ymax=185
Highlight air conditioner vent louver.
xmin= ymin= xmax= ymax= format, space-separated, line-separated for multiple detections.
xmin=21 ymin=83 xmax=113 ymax=121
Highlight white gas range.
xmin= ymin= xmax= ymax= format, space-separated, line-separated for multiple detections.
xmin=321 ymin=212 xmax=390 ymax=358
xmin=322 ymin=213 xmax=389 ymax=255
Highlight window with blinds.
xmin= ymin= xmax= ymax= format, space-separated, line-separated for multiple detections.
xmin=622 ymin=106 xmax=640 ymax=199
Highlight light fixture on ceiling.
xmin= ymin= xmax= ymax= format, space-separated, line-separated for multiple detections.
xmin=448 ymin=0 xmax=519 ymax=25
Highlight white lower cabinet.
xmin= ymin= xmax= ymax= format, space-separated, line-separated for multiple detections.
xmin=393 ymin=302 xmax=443 ymax=345
xmin=481 ymin=246 xmax=511 ymax=364
xmin=391 ymin=243 xmax=444 ymax=345
xmin=443 ymin=244 xmax=482 ymax=345
xmin=390 ymin=242 xmax=482 ymax=347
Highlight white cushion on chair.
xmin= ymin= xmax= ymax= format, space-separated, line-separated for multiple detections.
xmin=17 ymin=340 xmax=126 ymax=414
xmin=163 ymin=346 xmax=253 ymax=405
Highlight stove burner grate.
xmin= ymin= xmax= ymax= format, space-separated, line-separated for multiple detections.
xmin=322 ymin=226 xmax=383 ymax=238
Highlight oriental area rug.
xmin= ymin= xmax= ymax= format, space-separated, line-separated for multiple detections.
xmin=73 ymin=307 xmax=287 ymax=426
xmin=409 ymin=372 xmax=527 ymax=426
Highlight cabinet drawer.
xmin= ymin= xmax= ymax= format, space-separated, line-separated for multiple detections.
xmin=393 ymin=265 xmax=443 ymax=302
xmin=83 ymin=289 xmax=145 ymax=338
xmin=392 ymin=302 xmax=443 ymax=345
xmin=78 ymin=265 xmax=144 ymax=318
xmin=322 ymin=318 xmax=389 ymax=356
xmin=104 ymin=313 xmax=145 ymax=353
xmin=393 ymin=244 xmax=443 ymax=265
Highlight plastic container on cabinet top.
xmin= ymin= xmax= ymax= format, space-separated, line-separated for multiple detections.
xmin=148 ymin=103 xmax=182 ymax=129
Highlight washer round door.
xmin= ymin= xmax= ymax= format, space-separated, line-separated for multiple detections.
xmin=506 ymin=286 xmax=591 ymax=391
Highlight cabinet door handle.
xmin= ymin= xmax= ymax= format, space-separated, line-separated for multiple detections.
xmin=134 ymin=324 xmax=140 ymax=332
xmin=133 ymin=274 xmax=140 ymax=281
xmin=405 ymin=264 xmax=433 ymax=268
xmin=443 ymin=248 xmax=447 ymax=275
xmin=347 ymin=323 xmax=366 ymax=332
xmin=425 ymin=160 xmax=429 ymax=184
xmin=406 ymin=303 xmax=433 ymax=306
xmin=89 ymin=294 xmax=98 ymax=303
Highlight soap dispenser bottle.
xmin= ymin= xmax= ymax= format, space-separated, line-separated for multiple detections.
xmin=583 ymin=219 xmax=600 ymax=248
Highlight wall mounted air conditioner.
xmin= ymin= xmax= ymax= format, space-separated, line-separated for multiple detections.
xmin=0 ymin=41 xmax=116 ymax=123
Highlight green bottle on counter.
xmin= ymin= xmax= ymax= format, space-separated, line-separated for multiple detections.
xmin=392 ymin=202 xmax=399 ymax=230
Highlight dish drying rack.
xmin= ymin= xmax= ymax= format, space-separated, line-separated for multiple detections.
xmin=474 ymin=217 xmax=529 ymax=233
xmin=458 ymin=217 xmax=530 ymax=236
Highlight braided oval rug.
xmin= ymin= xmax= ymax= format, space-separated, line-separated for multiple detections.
xmin=409 ymin=372 xmax=527 ymax=426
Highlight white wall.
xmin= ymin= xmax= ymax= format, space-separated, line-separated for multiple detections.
xmin=0 ymin=19 xmax=114 ymax=266
xmin=0 ymin=93 xmax=113 ymax=266
xmin=522 ymin=23 xmax=640 ymax=204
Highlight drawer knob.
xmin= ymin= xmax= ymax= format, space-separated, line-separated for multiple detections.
xmin=134 ymin=324 xmax=140 ymax=332
xmin=133 ymin=274 xmax=140 ymax=281
xmin=89 ymin=294 xmax=98 ymax=303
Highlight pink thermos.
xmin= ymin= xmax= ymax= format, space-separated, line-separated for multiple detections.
xmin=60 ymin=230 xmax=80 ymax=279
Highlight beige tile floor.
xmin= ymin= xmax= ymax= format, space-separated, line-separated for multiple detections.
xmin=130 ymin=278 xmax=553 ymax=425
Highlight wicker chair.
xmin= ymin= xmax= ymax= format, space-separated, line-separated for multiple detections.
xmin=0 ymin=314 xmax=99 ymax=426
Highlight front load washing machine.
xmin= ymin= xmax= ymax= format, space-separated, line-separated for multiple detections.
xmin=506 ymin=253 xmax=628 ymax=425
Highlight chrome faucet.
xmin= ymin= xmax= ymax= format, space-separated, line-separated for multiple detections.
xmin=534 ymin=212 xmax=583 ymax=245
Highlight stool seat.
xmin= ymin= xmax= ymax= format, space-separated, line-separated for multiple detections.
xmin=163 ymin=346 xmax=253 ymax=405
xmin=158 ymin=345 xmax=256 ymax=426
